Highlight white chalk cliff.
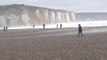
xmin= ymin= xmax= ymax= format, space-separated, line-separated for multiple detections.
xmin=0 ymin=4 xmax=75 ymax=27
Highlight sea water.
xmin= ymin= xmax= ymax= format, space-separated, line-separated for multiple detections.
xmin=0 ymin=20 xmax=107 ymax=30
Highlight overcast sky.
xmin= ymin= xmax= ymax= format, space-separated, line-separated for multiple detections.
xmin=0 ymin=0 xmax=107 ymax=12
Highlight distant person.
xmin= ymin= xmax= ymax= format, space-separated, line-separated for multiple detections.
xmin=78 ymin=24 xmax=83 ymax=37
xmin=43 ymin=24 xmax=45 ymax=30
xmin=60 ymin=24 xmax=62 ymax=28
xmin=33 ymin=25 xmax=35 ymax=28
xmin=56 ymin=24 xmax=58 ymax=28
xmin=6 ymin=26 xmax=8 ymax=31
xmin=3 ymin=27 xmax=5 ymax=32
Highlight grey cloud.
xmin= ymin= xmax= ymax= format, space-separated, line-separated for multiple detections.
xmin=0 ymin=0 xmax=107 ymax=12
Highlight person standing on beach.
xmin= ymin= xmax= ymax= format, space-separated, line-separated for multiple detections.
xmin=6 ymin=26 xmax=8 ymax=31
xmin=43 ymin=24 xmax=45 ymax=30
xmin=56 ymin=24 xmax=58 ymax=28
xmin=78 ymin=24 xmax=83 ymax=37
xmin=60 ymin=24 xmax=62 ymax=28
xmin=3 ymin=27 xmax=8 ymax=32
xmin=33 ymin=25 xmax=35 ymax=28
xmin=3 ymin=27 xmax=5 ymax=32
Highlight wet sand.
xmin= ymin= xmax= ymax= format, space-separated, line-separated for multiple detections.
xmin=0 ymin=27 xmax=107 ymax=60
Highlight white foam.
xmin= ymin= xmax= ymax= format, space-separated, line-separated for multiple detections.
xmin=62 ymin=20 xmax=107 ymax=27
xmin=0 ymin=20 xmax=107 ymax=30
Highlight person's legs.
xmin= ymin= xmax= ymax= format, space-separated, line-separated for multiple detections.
xmin=3 ymin=27 xmax=5 ymax=32
xmin=81 ymin=33 xmax=83 ymax=37
xmin=78 ymin=32 xmax=80 ymax=37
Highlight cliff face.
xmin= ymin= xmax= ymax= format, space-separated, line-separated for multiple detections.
xmin=0 ymin=4 xmax=75 ymax=27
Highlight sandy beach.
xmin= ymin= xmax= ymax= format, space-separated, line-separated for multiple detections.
xmin=0 ymin=27 xmax=107 ymax=60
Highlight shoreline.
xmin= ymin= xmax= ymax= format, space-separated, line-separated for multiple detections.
xmin=0 ymin=26 xmax=107 ymax=40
